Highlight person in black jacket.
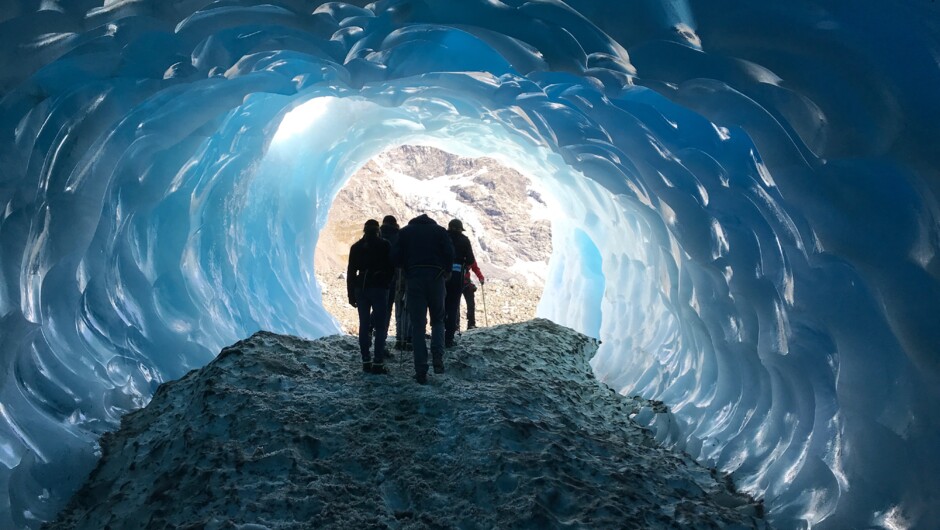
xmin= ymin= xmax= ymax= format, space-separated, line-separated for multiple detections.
xmin=380 ymin=215 xmax=408 ymax=352
xmin=347 ymin=219 xmax=394 ymax=374
xmin=444 ymin=219 xmax=477 ymax=347
xmin=391 ymin=214 xmax=455 ymax=384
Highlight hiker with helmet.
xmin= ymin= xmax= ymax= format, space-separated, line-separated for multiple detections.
xmin=391 ymin=214 xmax=455 ymax=384
xmin=347 ymin=219 xmax=394 ymax=374
xmin=462 ymin=260 xmax=485 ymax=329
xmin=444 ymin=219 xmax=478 ymax=347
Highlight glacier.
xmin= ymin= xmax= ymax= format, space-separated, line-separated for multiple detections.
xmin=0 ymin=0 xmax=938 ymax=527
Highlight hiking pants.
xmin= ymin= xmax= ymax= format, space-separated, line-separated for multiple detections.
xmin=385 ymin=287 xmax=396 ymax=336
xmin=398 ymin=292 xmax=411 ymax=343
xmin=444 ymin=271 xmax=464 ymax=343
xmin=405 ymin=268 xmax=446 ymax=376
xmin=356 ymin=287 xmax=389 ymax=364
xmin=463 ymin=286 xmax=476 ymax=328
xmin=389 ymin=286 xmax=408 ymax=341
xmin=388 ymin=271 xmax=409 ymax=342
xmin=385 ymin=270 xmax=399 ymax=336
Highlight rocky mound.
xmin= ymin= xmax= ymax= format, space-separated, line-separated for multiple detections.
xmin=47 ymin=321 xmax=766 ymax=529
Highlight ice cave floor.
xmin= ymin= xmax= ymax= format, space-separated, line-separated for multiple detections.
xmin=46 ymin=320 xmax=767 ymax=529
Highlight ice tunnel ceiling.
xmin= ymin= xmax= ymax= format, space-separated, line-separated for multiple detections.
xmin=1 ymin=0 xmax=939 ymax=528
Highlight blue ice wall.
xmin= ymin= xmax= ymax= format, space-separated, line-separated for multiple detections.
xmin=1 ymin=1 xmax=939 ymax=527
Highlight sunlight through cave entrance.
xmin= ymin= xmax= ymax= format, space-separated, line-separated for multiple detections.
xmin=313 ymin=145 xmax=553 ymax=337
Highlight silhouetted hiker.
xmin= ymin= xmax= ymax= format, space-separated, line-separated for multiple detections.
xmin=347 ymin=219 xmax=394 ymax=374
xmin=380 ymin=215 xmax=408 ymax=352
xmin=391 ymin=214 xmax=455 ymax=384
xmin=463 ymin=261 xmax=485 ymax=329
xmin=444 ymin=219 xmax=478 ymax=347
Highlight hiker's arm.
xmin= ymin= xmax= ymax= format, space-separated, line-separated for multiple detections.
xmin=383 ymin=240 xmax=394 ymax=280
xmin=389 ymin=232 xmax=403 ymax=267
xmin=469 ymin=261 xmax=484 ymax=284
xmin=346 ymin=246 xmax=358 ymax=307
xmin=444 ymin=232 xmax=456 ymax=267
xmin=464 ymin=238 xmax=476 ymax=270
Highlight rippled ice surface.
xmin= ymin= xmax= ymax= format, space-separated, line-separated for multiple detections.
xmin=1 ymin=1 xmax=939 ymax=528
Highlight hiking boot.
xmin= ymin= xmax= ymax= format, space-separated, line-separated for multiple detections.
xmin=415 ymin=373 xmax=428 ymax=385
xmin=362 ymin=362 xmax=372 ymax=373
xmin=433 ymin=364 xmax=445 ymax=374
xmin=371 ymin=364 xmax=389 ymax=375
xmin=466 ymin=324 xmax=476 ymax=330
xmin=444 ymin=339 xmax=455 ymax=348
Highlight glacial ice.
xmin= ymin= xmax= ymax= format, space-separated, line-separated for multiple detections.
xmin=0 ymin=0 xmax=938 ymax=528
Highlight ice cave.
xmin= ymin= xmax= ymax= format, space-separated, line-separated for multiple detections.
xmin=1 ymin=0 xmax=939 ymax=527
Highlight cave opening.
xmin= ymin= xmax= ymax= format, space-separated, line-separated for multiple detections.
xmin=312 ymin=143 xmax=555 ymax=337
xmin=256 ymin=94 xmax=640 ymax=350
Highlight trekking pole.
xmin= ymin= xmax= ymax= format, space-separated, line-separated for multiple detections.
xmin=399 ymin=306 xmax=405 ymax=371
xmin=398 ymin=274 xmax=406 ymax=370
xmin=481 ymin=282 xmax=488 ymax=327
